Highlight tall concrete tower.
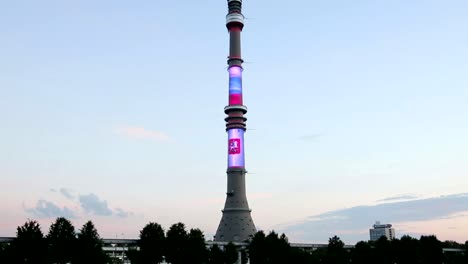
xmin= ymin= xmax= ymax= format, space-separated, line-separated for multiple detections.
xmin=214 ymin=0 xmax=256 ymax=242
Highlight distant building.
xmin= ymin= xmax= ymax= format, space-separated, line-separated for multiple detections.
xmin=369 ymin=221 xmax=395 ymax=241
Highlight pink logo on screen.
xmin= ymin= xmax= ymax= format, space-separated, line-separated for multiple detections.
xmin=228 ymin=139 xmax=241 ymax=154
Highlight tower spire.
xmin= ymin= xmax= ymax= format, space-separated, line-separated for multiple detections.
xmin=214 ymin=0 xmax=256 ymax=242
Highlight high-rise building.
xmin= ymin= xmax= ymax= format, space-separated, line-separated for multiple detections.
xmin=369 ymin=221 xmax=395 ymax=241
xmin=214 ymin=0 xmax=256 ymax=242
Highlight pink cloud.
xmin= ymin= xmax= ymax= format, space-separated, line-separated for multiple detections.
xmin=396 ymin=212 xmax=468 ymax=242
xmin=116 ymin=126 xmax=169 ymax=141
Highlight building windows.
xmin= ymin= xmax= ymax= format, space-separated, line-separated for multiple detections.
xmin=369 ymin=221 xmax=395 ymax=241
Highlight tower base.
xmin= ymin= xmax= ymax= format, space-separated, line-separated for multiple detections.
xmin=214 ymin=168 xmax=256 ymax=242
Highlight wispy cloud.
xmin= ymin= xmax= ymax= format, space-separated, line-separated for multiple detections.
xmin=377 ymin=194 xmax=419 ymax=202
xmin=115 ymin=208 xmax=132 ymax=218
xmin=79 ymin=193 xmax=113 ymax=216
xmin=280 ymin=193 xmax=468 ymax=243
xmin=115 ymin=126 xmax=169 ymax=141
xmin=78 ymin=193 xmax=132 ymax=218
xmin=25 ymin=189 xmax=133 ymax=220
xmin=25 ymin=200 xmax=76 ymax=219
xmin=59 ymin=188 xmax=75 ymax=200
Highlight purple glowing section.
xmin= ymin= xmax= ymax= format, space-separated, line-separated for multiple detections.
xmin=229 ymin=66 xmax=243 ymax=105
xmin=227 ymin=128 xmax=245 ymax=168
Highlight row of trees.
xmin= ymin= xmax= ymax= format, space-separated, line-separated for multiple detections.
xmin=1 ymin=217 xmax=467 ymax=264
xmin=0 ymin=218 xmax=239 ymax=264
xmin=0 ymin=218 xmax=108 ymax=264
xmin=247 ymin=233 xmax=468 ymax=264
xmin=127 ymin=222 xmax=239 ymax=264
xmin=349 ymin=235 xmax=468 ymax=264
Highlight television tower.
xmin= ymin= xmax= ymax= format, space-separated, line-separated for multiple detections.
xmin=214 ymin=0 xmax=256 ymax=242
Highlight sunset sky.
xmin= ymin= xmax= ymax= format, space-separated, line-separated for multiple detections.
xmin=1 ymin=0 xmax=468 ymax=244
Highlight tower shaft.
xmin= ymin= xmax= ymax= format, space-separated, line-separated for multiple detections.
xmin=214 ymin=0 xmax=256 ymax=242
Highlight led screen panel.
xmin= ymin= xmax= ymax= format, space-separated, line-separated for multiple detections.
xmin=228 ymin=66 xmax=243 ymax=105
xmin=227 ymin=128 xmax=245 ymax=168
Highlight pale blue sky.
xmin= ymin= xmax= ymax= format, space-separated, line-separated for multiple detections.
xmin=1 ymin=0 xmax=468 ymax=243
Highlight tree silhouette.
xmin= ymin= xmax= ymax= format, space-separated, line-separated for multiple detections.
xmin=224 ymin=242 xmax=239 ymax=264
xmin=46 ymin=217 xmax=77 ymax=264
xmin=125 ymin=248 xmax=140 ymax=264
xmin=247 ymin=231 xmax=293 ymax=264
xmin=464 ymin=241 xmax=468 ymax=263
xmin=314 ymin=248 xmax=327 ymax=264
xmin=326 ymin=235 xmax=348 ymax=264
xmin=0 ymin=243 xmax=13 ymax=263
xmin=289 ymin=247 xmax=313 ymax=264
xmin=0 ymin=243 xmax=5 ymax=259
xmin=10 ymin=220 xmax=47 ymax=264
xmin=165 ymin=222 xmax=189 ymax=264
xmin=247 ymin=230 xmax=267 ymax=264
xmin=187 ymin=228 xmax=209 ymax=264
xmin=351 ymin=241 xmax=373 ymax=264
xmin=419 ymin=235 xmax=443 ymax=264
xmin=393 ymin=235 xmax=420 ymax=264
xmin=240 ymin=248 xmax=249 ymax=264
xmin=442 ymin=240 xmax=462 ymax=248
xmin=268 ymin=232 xmax=291 ymax=264
xmin=374 ymin=236 xmax=393 ymax=264
xmin=208 ymin=244 xmax=225 ymax=264
xmin=135 ymin=222 xmax=166 ymax=264
xmin=75 ymin=220 xmax=108 ymax=264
